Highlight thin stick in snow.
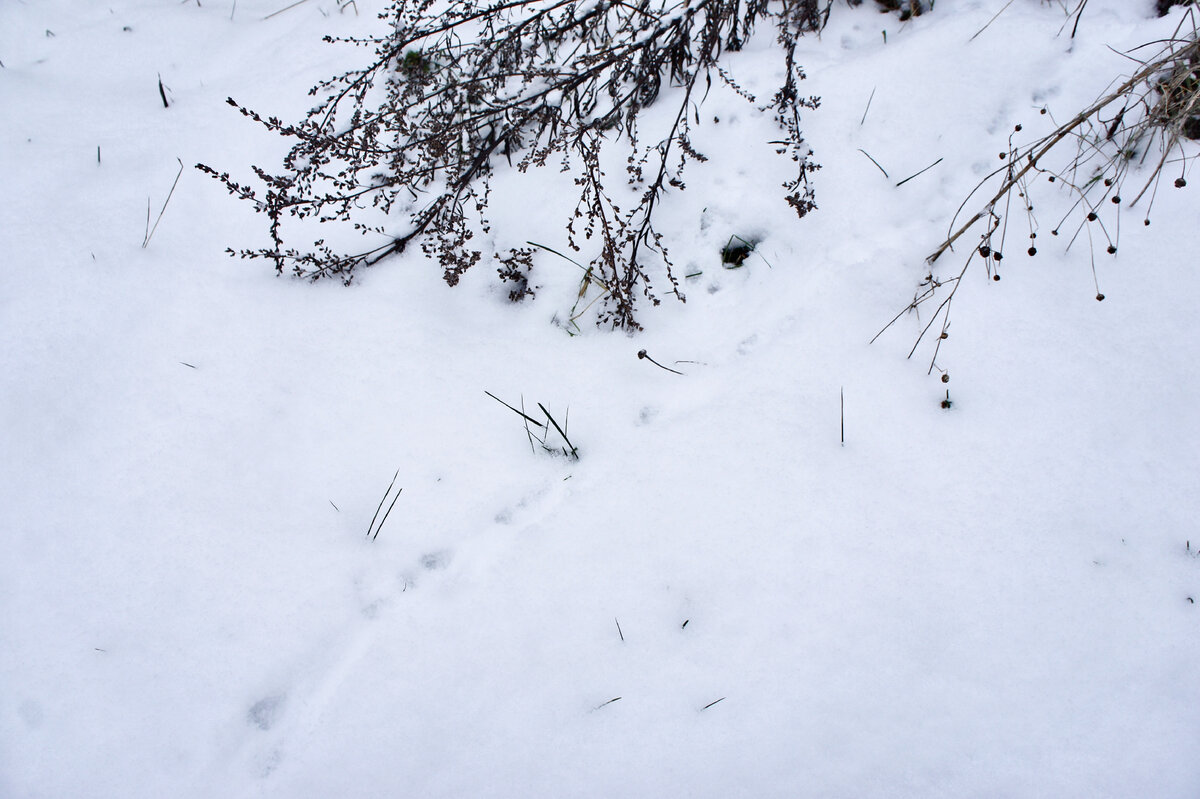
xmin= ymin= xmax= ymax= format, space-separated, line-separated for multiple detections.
xmin=142 ymin=158 xmax=184 ymax=249
xmin=895 ymin=157 xmax=944 ymax=187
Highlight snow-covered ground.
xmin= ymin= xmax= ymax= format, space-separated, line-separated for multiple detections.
xmin=3 ymin=1 xmax=1198 ymax=796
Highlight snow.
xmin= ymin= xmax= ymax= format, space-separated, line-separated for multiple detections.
xmin=2 ymin=0 xmax=1198 ymax=796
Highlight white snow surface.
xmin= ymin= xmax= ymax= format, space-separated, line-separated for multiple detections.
xmin=2 ymin=0 xmax=1199 ymax=796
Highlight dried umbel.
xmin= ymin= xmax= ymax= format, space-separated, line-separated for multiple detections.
xmin=875 ymin=8 xmax=1199 ymax=376
xmin=201 ymin=0 xmax=826 ymax=329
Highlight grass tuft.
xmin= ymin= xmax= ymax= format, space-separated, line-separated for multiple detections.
xmin=486 ymin=391 xmax=579 ymax=459
xmin=365 ymin=470 xmax=403 ymax=540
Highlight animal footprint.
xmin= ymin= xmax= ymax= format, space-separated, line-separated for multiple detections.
xmin=420 ymin=550 xmax=452 ymax=571
xmin=247 ymin=694 xmax=286 ymax=731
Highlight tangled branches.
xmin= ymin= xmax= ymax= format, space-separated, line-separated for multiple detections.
xmin=876 ymin=8 xmax=1199 ymax=377
xmin=200 ymin=0 xmax=826 ymax=329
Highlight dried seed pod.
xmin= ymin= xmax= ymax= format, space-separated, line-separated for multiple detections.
xmin=1028 ymin=246 xmax=1037 ymax=256
xmin=941 ymin=373 xmax=950 ymax=383
xmin=979 ymin=244 xmax=991 ymax=258
xmin=1096 ymin=293 xmax=1105 ymax=301
xmin=1087 ymin=212 xmax=1098 ymax=221
xmin=1176 ymin=178 xmax=1187 ymax=188
xmin=1107 ymin=245 xmax=1117 ymax=254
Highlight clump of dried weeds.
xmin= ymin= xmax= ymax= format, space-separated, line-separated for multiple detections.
xmin=877 ymin=7 xmax=1199 ymax=379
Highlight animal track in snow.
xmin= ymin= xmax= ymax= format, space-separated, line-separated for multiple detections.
xmin=420 ymin=550 xmax=452 ymax=571
xmin=246 ymin=694 xmax=286 ymax=731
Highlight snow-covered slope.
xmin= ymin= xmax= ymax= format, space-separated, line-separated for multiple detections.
xmin=2 ymin=1 xmax=1198 ymax=796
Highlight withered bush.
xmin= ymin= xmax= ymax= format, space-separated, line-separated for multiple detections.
xmin=876 ymin=7 xmax=1199 ymax=379
xmin=200 ymin=0 xmax=828 ymax=329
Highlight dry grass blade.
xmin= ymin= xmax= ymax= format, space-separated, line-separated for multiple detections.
xmin=263 ymin=0 xmax=310 ymax=20
xmin=858 ymin=148 xmax=889 ymax=178
xmin=968 ymin=0 xmax=1016 ymax=42
xmin=365 ymin=469 xmax=399 ymax=539
xmin=895 ymin=156 xmax=942 ymax=187
xmin=485 ymin=390 xmax=547 ymax=429
xmin=860 ymin=86 xmax=876 ymax=126
xmin=372 ymin=486 xmax=403 ymax=541
xmin=142 ymin=158 xmax=184 ymax=249
xmin=538 ymin=403 xmax=578 ymax=460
